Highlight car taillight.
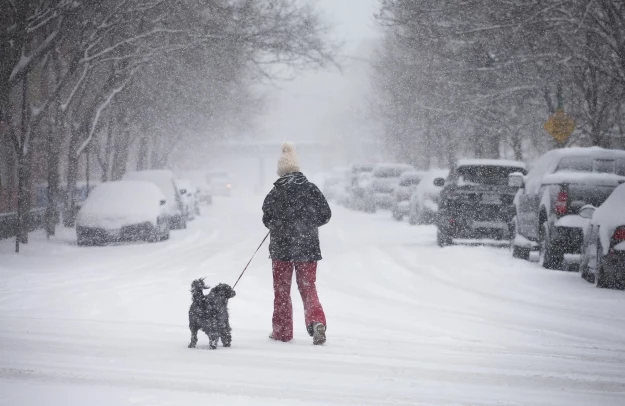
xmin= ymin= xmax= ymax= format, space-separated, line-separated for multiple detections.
xmin=613 ymin=227 xmax=625 ymax=243
xmin=554 ymin=189 xmax=568 ymax=215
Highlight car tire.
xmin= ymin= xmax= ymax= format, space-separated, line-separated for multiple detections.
xmin=510 ymin=219 xmax=530 ymax=260
xmin=437 ymin=228 xmax=453 ymax=247
xmin=539 ymin=222 xmax=563 ymax=270
xmin=594 ymin=245 xmax=614 ymax=289
xmin=512 ymin=246 xmax=530 ymax=260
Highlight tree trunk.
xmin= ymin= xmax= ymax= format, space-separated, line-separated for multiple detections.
xmin=111 ymin=127 xmax=130 ymax=180
xmin=136 ymin=135 xmax=149 ymax=171
xmin=64 ymin=134 xmax=80 ymax=227
xmin=45 ymin=52 xmax=62 ymax=237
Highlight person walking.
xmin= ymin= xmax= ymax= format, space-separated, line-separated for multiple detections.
xmin=262 ymin=143 xmax=332 ymax=345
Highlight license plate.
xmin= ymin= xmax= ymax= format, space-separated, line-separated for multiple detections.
xmin=481 ymin=193 xmax=500 ymax=204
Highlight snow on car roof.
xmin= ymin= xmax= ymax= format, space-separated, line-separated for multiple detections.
xmin=541 ymin=146 xmax=625 ymax=160
xmin=374 ymin=163 xmax=414 ymax=170
xmin=457 ymin=159 xmax=526 ymax=169
xmin=123 ymin=170 xmax=180 ymax=213
xmin=542 ymin=171 xmax=625 ymax=186
xmin=399 ymin=170 xmax=426 ymax=180
xmin=77 ymin=181 xmax=165 ymax=229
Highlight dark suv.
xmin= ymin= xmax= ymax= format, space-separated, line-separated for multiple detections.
xmin=511 ymin=147 xmax=625 ymax=269
xmin=436 ymin=160 xmax=527 ymax=247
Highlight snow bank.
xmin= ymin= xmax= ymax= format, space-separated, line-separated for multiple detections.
xmin=123 ymin=170 xmax=182 ymax=215
xmin=591 ymin=183 xmax=625 ymax=254
xmin=76 ymin=181 xmax=165 ymax=229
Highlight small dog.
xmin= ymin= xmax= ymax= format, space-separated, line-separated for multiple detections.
xmin=188 ymin=278 xmax=236 ymax=349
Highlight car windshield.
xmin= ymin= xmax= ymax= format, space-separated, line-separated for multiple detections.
xmin=374 ymin=167 xmax=408 ymax=178
xmin=456 ymin=165 xmax=526 ymax=186
xmin=556 ymin=157 xmax=625 ymax=175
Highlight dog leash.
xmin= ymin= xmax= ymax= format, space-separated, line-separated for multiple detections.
xmin=233 ymin=231 xmax=270 ymax=289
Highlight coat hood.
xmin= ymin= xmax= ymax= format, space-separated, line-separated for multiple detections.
xmin=274 ymin=172 xmax=308 ymax=187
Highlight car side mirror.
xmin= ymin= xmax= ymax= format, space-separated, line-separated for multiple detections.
xmin=160 ymin=199 xmax=166 ymax=206
xmin=180 ymin=189 xmax=187 ymax=195
xmin=433 ymin=178 xmax=445 ymax=187
xmin=579 ymin=204 xmax=595 ymax=219
xmin=508 ymin=172 xmax=524 ymax=188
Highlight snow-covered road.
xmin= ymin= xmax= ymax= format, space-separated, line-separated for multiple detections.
xmin=1 ymin=195 xmax=625 ymax=405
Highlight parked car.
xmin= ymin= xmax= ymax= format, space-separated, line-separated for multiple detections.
xmin=391 ymin=171 xmax=425 ymax=221
xmin=76 ymin=181 xmax=170 ymax=246
xmin=578 ymin=183 xmax=625 ymax=289
xmin=347 ymin=164 xmax=375 ymax=198
xmin=207 ymin=171 xmax=232 ymax=196
xmin=349 ymin=172 xmax=375 ymax=212
xmin=123 ymin=169 xmax=187 ymax=229
xmin=409 ymin=169 xmax=450 ymax=225
xmin=177 ymin=179 xmax=199 ymax=219
xmin=436 ymin=159 xmax=527 ymax=247
xmin=180 ymin=171 xmax=213 ymax=205
xmin=511 ymin=147 xmax=625 ymax=269
xmin=369 ymin=164 xmax=415 ymax=211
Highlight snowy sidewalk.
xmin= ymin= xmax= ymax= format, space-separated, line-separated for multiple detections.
xmin=1 ymin=195 xmax=625 ymax=405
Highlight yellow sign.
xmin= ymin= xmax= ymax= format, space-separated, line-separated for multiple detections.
xmin=544 ymin=109 xmax=576 ymax=144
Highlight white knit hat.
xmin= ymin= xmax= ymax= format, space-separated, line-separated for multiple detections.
xmin=277 ymin=142 xmax=301 ymax=177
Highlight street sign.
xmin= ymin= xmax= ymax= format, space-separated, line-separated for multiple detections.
xmin=544 ymin=109 xmax=576 ymax=144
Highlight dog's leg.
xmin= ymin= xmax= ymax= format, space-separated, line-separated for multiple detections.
xmin=188 ymin=326 xmax=199 ymax=348
xmin=220 ymin=318 xmax=232 ymax=347
xmin=208 ymin=332 xmax=219 ymax=350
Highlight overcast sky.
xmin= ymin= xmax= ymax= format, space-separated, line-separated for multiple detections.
xmin=256 ymin=0 xmax=381 ymax=144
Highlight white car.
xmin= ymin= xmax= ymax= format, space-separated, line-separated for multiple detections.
xmin=180 ymin=171 xmax=213 ymax=205
xmin=76 ymin=181 xmax=170 ymax=246
xmin=176 ymin=179 xmax=199 ymax=220
xmin=369 ymin=163 xmax=415 ymax=210
xmin=391 ymin=171 xmax=425 ymax=221
xmin=408 ymin=169 xmax=450 ymax=225
xmin=123 ymin=170 xmax=187 ymax=229
xmin=579 ymin=183 xmax=625 ymax=289
xmin=208 ymin=171 xmax=232 ymax=196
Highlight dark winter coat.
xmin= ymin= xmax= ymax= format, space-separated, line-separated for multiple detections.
xmin=262 ymin=172 xmax=331 ymax=262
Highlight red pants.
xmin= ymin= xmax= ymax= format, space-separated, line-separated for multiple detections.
xmin=272 ymin=260 xmax=326 ymax=342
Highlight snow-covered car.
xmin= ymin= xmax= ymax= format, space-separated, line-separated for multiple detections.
xmin=349 ymin=172 xmax=376 ymax=212
xmin=409 ymin=169 xmax=450 ymax=225
xmin=76 ymin=181 xmax=170 ymax=246
xmin=123 ymin=170 xmax=187 ymax=229
xmin=176 ymin=179 xmax=200 ymax=220
xmin=207 ymin=171 xmax=232 ymax=196
xmin=579 ymin=183 xmax=625 ymax=289
xmin=180 ymin=171 xmax=213 ymax=205
xmin=391 ymin=171 xmax=425 ymax=221
xmin=369 ymin=163 xmax=415 ymax=211
xmin=436 ymin=159 xmax=527 ymax=246
xmin=347 ymin=164 xmax=375 ymax=206
xmin=511 ymin=147 xmax=625 ymax=269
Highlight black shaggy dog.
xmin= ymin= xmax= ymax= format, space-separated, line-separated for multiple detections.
xmin=188 ymin=278 xmax=236 ymax=349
